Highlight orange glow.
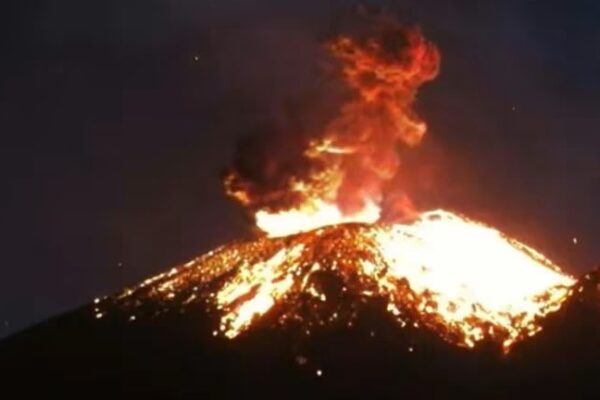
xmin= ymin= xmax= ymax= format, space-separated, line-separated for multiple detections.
xmin=224 ymin=25 xmax=439 ymax=230
xmin=106 ymin=210 xmax=574 ymax=352
xmin=95 ymin=21 xmax=576 ymax=353
xmin=255 ymin=198 xmax=380 ymax=237
xmin=372 ymin=210 xmax=574 ymax=350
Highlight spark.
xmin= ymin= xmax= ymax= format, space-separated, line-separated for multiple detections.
xmin=296 ymin=356 xmax=308 ymax=366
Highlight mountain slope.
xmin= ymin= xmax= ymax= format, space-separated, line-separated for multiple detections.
xmin=0 ymin=269 xmax=598 ymax=398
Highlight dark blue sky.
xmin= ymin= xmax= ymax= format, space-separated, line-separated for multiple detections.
xmin=1 ymin=0 xmax=599 ymax=338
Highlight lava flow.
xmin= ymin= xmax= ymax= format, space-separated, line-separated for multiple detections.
xmin=98 ymin=19 xmax=576 ymax=352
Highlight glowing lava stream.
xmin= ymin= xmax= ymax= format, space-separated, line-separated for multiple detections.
xmin=109 ymin=209 xmax=575 ymax=352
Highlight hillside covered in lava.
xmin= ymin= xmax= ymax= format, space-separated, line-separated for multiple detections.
xmin=0 ymin=266 xmax=598 ymax=397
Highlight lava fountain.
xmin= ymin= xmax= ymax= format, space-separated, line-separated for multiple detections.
xmin=99 ymin=18 xmax=575 ymax=353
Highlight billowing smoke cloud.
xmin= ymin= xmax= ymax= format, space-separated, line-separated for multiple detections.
xmin=224 ymin=11 xmax=440 ymax=222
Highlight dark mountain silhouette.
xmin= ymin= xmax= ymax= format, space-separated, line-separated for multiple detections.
xmin=1 ymin=268 xmax=598 ymax=398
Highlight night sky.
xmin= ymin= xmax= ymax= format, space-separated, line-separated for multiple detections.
xmin=1 ymin=0 xmax=599 ymax=339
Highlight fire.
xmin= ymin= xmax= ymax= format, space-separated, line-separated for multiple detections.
xmin=254 ymin=198 xmax=380 ymax=238
xmin=224 ymin=23 xmax=439 ymax=233
xmin=96 ymin=17 xmax=577 ymax=353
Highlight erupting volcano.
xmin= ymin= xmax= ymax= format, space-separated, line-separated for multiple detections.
xmin=94 ymin=20 xmax=577 ymax=353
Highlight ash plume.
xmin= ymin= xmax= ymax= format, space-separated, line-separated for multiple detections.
xmin=224 ymin=13 xmax=440 ymax=222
